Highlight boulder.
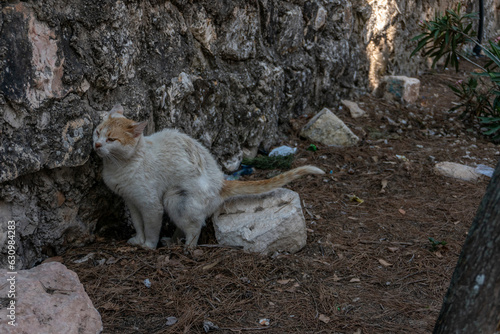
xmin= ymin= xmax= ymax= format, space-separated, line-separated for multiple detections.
xmin=341 ymin=100 xmax=366 ymax=118
xmin=380 ymin=76 xmax=421 ymax=103
xmin=0 ymin=262 xmax=102 ymax=333
xmin=213 ymin=188 xmax=307 ymax=255
xmin=300 ymin=108 xmax=359 ymax=146
xmin=434 ymin=162 xmax=482 ymax=182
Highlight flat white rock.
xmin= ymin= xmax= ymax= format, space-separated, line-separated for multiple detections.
xmin=213 ymin=188 xmax=307 ymax=255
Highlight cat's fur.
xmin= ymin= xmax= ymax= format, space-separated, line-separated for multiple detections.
xmin=93 ymin=104 xmax=324 ymax=249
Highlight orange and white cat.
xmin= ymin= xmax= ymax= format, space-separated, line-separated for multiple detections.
xmin=93 ymin=104 xmax=324 ymax=249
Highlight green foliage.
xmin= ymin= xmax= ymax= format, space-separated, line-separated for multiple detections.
xmin=428 ymin=237 xmax=448 ymax=252
xmin=449 ymin=77 xmax=497 ymax=120
xmin=307 ymin=144 xmax=318 ymax=152
xmin=411 ymin=4 xmax=500 ymax=141
xmin=242 ymin=154 xmax=294 ymax=170
xmin=410 ymin=3 xmax=477 ymax=71
xmin=479 ymin=116 xmax=500 ymax=141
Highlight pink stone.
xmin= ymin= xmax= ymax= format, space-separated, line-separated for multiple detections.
xmin=0 ymin=262 xmax=102 ymax=334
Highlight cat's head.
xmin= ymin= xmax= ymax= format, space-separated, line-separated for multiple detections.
xmin=93 ymin=104 xmax=148 ymax=161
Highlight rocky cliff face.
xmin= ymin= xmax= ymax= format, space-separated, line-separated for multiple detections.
xmin=0 ymin=0 xmax=497 ymax=269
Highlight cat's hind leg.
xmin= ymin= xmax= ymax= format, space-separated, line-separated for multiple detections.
xmin=164 ymin=191 xmax=207 ymax=249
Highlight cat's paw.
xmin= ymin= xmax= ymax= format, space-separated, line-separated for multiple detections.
xmin=142 ymin=240 xmax=158 ymax=250
xmin=127 ymin=235 xmax=145 ymax=246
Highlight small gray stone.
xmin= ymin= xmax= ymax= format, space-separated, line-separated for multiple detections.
xmin=341 ymin=100 xmax=366 ymax=118
xmin=300 ymin=108 xmax=359 ymax=147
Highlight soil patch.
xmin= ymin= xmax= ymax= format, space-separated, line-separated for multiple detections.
xmin=62 ymin=64 xmax=497 ymax=333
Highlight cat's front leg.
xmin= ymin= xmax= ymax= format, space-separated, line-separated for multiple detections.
xmin=126 ymin=202 xmax=146 ymax=246
xmin=142 ymin=204 xmax=164 ymax=249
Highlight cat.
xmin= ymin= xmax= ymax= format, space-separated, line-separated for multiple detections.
xmin=93 ymin=104 xmax=325 ymax=250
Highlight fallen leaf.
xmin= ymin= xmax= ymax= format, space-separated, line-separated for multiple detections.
xmin=42 ymin=256 xmax=63 ymax=264
xmin=349 ymin=278 xmax=361 ymax=283
xmin=318 ymin=314 xmax=330 ymax=324
xmin=353 ymin=329 xmax=362 ymax=334
xmin=380 ymin=179 xmax=388 ymax=193
xmin=202 ymin=259 xmax=221 ymax=270
xmin=348 ymin=194 xmax=364 ymax=204
xmin=435 ymin=251 xmax=443 ymax=258
xmin=73 ymin=253 xmax=95 ymax=264
xmin=100 ymin=302 xmax=119 ymax=311
xmin=387 ymin=247 xmax=399 ymax=253
xmin=399 ymin=208 xmax=406 ymax=215
xmin=286 ymin=283 xmax=300 ymax=293
xmin=277 ymin=279 xmax=292 ymax=285
xmin=378 ymin=259 xmax=392 ymax=267
xmin=116 ymin=246 xmax=137 ymax=253
xmin=347 ymin=216 xmax=359 ymax=220
xmin=333 ymin=274 xmax=341 ymax=282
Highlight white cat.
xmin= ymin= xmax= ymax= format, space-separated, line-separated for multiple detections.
xmin=93 ymin=104 xmax=324 ymax=249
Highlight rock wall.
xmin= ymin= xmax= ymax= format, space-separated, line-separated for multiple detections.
xmin=0 ymin=0 xmax=498 ymax=269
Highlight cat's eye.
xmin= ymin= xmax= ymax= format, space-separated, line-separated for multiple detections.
xmin=106 ymin=138 xmax=117 ymax=142
xmin=96 ymin=130 xmax=100 ymax=136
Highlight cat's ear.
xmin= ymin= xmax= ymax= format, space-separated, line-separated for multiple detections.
xmin=109 ymin=104 xmax=124 ymax=118
xmin=131 ymin=121 xmax=148 ymax=137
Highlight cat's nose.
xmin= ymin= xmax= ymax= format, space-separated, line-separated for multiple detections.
xmin=95 ymin=142 xmax=102 ymax=149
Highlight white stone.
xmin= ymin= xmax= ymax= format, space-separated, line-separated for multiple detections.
xmin=0 ymin=262 xmax=103 ymax=334
xmin=434 ymin=162 xmax=482 ymax=182
xmin=213 ymin=188 xmax=307 ymax=255
xmin=381 ymin=76 xmax=420 ymax=103
xmin=341 ymin=100 xmax=366 ymax=118
xmin=300 ymin=108 xmax=359 ymax=146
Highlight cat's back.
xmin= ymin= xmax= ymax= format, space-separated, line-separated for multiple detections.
xmin=146 ymin=128 xmax=207 ymax=157
xmin=145 ymin=128 xmax=223 ymax=181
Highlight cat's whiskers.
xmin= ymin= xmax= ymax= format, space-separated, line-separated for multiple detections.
xmin=104 ymin=150 xmax=126 ymax=168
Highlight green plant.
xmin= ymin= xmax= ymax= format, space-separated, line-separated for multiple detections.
xmin=411 ymin=3 xmax=477 ymax=71
xmin=449 ymin=77 xmax=497 ymax=120
xmin=411 ymin=4 xmax=500 ymax=141
xmin=429 ymin=237 xmax=448 ymax=252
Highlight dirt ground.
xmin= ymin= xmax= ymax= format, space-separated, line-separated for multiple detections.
xmin=61 ymin=63 xmax=498 ymax=334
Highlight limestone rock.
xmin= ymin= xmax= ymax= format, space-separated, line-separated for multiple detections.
xmin=213 ymin=188 xmax=307 ymax=255
xmin=434 ymin=162 xmax=482 ymax=182
xmin=381 ymin=76 xmax=421 ymax=103
xmin=341 ymin=100 xmax=366 ymax=118
xmin=300 ymin=108 xmax=359 ymax=147
xmin=0 ymin=262 xmax=102 ymax=334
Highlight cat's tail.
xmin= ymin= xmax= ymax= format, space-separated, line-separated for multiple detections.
xmin=220 ymin=165 xmax=325 ymax=199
